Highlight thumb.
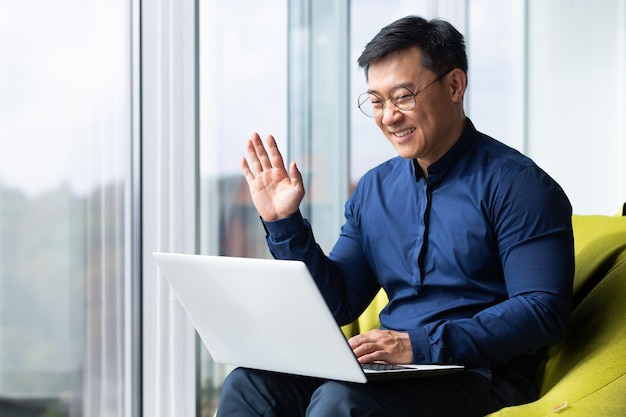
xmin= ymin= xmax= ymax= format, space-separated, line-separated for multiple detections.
xmin=289 ymin=161 xmax=303 ymax=187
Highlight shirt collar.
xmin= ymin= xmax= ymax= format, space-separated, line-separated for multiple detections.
xmin=412 ymin=118 xmax=477 ymax=185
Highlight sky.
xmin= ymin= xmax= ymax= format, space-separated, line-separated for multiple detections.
xmin=0 ymin=1 xmax=130 ymax=197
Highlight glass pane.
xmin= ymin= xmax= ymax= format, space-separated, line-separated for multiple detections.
xmin=349 ymin=1 xmax=431 ymax=185
xmin=198 ymin=0 xmax=287 ymax=415
xmin=526 ymin=0 xmax=626 ymax=214
xmin=0 ymin=1 xmax=133 ymax=416
xmin=466 ymin=0 xmax=525 ymax=151
xmin=296 ymin=0 xmax=350 ymax=253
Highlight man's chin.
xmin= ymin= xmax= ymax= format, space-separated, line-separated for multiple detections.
xmin=393 ymin=147 xmax=419 ymax=160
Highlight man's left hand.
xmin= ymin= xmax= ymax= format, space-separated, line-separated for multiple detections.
xmin=348 ymin=329 xmax=413 ymax=364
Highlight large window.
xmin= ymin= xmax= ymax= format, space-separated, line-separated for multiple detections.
xmin=0 ymin=1 xmax=138 ymax=416
xmin=198 ymin=0 xmax=287 ymax=415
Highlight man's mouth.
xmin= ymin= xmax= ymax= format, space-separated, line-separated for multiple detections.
xmin=393 ymin=128 xmax=416 ymax=138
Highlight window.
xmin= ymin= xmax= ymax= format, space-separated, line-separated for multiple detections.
xmin=0 ymin=1 xmax=137 ymax=416
xmin=525 ymin=0 xmax=626 ymax=214
xmin=198 ymin=0 xmax=287 ymax=415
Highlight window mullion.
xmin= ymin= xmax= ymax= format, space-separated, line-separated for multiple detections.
xmin=140 ymin=0 xmax=199 ymax=416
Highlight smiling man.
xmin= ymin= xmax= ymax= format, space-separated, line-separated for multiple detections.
xmin=362 ymin=48 xmax=465 ymax=173
xmin=217 ymin=16 xmax=574 ymax=417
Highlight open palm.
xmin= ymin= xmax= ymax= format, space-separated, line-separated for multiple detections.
xmin=241 ymin=133 xmax=305 ymax=222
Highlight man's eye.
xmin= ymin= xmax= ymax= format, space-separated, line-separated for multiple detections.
xmin=394 ymin=94 xmax=413 ymax=104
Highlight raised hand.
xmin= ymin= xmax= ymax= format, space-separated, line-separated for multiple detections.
xmin=241 ymin=133 xmax=305 ymax=222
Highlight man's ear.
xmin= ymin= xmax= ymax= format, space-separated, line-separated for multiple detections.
xmin=448 ymin=68 xmax=467 ymax=102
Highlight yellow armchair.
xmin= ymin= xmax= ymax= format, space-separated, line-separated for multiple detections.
xmin=341 ymin=212 xmax=626 ymax=416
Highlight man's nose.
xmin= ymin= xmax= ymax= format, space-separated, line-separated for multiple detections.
xmin=381 ymin=102 xmax=402 ymax=125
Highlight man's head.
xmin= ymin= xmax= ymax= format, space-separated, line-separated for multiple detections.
xmin=358 ymin=16 xmax=467 ymax=82
xmin=357 ymin=16 xmax=469 ymax=171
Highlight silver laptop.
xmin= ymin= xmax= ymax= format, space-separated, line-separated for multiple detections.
xmin=153 ymin=252 xmax=464 ymax=383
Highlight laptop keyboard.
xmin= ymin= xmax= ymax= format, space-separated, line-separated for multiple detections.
xmin=361 ymin=363 xmax=412 ymax=371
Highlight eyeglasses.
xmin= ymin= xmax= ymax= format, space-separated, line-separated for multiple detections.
xmin=357 ymin=68 xmax=454 ymax=118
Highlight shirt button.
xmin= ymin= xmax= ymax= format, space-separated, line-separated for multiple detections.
xmin=417 ymin=353 xmax=425 ymax=361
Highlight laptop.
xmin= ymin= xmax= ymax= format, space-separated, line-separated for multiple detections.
xmin=153 ymin=252 xmax=464 ymax=383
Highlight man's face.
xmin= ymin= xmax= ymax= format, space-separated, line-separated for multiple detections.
xmin=366 ymin=47 xmax=462 ymax=166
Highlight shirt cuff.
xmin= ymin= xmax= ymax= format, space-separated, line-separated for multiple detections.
xmin=261 ymin=210 xmax=308 ymax=242
xmin=408 ymin=327 xmax=432 ymax=364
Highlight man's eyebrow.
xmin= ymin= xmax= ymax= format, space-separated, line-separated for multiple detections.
xmin=394 ymin=82 xmax=415 ymax=90
xmin=367 ymin=82 xmax=415 ymax=95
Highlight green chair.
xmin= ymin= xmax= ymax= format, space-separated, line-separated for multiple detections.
xmin=342 ymin=211 xmax=626 ymax=416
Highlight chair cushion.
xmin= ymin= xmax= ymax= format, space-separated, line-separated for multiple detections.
xmin=488 ymin=213 xmax=626 ymax=416
xmin=569 ymin=214 xmax=626 ymax=308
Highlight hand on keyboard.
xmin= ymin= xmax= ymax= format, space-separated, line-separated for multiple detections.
xmin=348 ymin=329 xmax=414 ymax=364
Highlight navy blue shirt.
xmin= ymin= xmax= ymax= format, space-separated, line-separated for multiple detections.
xmin=263 ymin=119 xmax=574 ymax=393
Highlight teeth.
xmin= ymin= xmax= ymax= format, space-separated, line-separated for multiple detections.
xmin=394 ymin=128 xmax=415 ymax=137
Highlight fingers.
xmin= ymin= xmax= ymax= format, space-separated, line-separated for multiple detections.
xmin=265 ymin=135 xmax=287 ymax=172
xmin=243 ymin=132 xmax=295 ymax=178
xmin=245 ymin=133 xmax=265 ymax=175
xmin=244 ymin=133 xmax=287 ymax=175
xmin=240 ymin=132 xmax=305 ymax=222
xmin=240 ymin=156 xmax=255 ymax=185
xmin=349 ymin=334 xmax=381 ymax=363
xmin=253 ymin=134 xmax=274 ymax=172
xmin=348 ymin=330 xmax=413 ymax=364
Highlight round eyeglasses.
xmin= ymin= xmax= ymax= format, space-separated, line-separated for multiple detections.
xmin=357 ymin=69 xmax=453 ymax=118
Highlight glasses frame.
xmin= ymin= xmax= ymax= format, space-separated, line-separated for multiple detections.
xmin=357 ymin=68 xmax=454 ymax=118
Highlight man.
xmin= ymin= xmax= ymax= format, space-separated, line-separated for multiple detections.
xmin=217 ymin=15 xmax=574 ymax=417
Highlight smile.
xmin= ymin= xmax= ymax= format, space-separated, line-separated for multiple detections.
xmin=393 ymin=128 xmax=416 ymax=138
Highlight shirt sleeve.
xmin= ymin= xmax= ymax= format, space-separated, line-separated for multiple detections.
xmin=262 ymin=210 xmax=380 ymax=326
xmin=408 ymin=166 xmax=574 ymax=368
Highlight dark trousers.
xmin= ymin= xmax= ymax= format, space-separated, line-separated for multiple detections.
xmin=217 ymin=367 xmax=527 ymax=417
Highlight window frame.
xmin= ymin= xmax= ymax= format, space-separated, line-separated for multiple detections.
xmin=140 ymin=0 xmax=200 ymax=416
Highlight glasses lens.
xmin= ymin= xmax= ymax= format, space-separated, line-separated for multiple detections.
xmin=358 ymin=92 xmax=382 ymax=118
xmin=390 ymin=87 xmax=416 ymax=111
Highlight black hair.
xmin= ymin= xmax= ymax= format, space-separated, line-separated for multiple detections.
xmin=357 ymin=16 xmax=468 ymax=81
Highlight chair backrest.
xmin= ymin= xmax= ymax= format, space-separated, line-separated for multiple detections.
xmin=537 ymin=214 xmax=626 ymax=395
